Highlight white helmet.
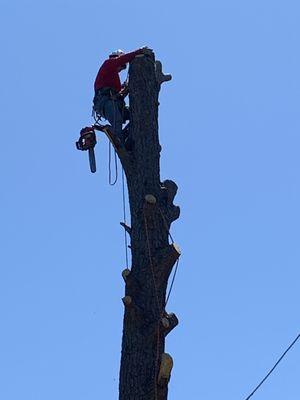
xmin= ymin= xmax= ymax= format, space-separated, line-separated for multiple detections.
xmin=109 ymin=49 xmax=125 ymax=58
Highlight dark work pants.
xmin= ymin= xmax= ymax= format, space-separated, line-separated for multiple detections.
xmin=94 ymin=95 xmax=124 ymax=139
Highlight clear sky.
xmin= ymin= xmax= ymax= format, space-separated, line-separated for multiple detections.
xmin=1 ymin=1 xmax=300 ymax=399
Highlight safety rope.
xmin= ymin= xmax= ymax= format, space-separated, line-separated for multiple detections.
xmin=154 ymin=324 xmax=160 ymax=400
xmin=121 ymin=168 xmax=129 ymax=267
xmin=108 ymin=141 xmax=118 ymax=185
xmin=165 ymin=259 xmax=179 ymax=308
xmin=157 ymin=206 xmax=181 ymax=307
xmin=158 ymin=206 xmax=175 ymax=244
xmin=143 ymin=203 xmax=181 ymax=400
xmin=143 ymin=204 xmax=181 ymax=312
xmin=92 ymin=111 xmax=101 ymax=124
xmin=107 ymin=89 xmax=120 ymax=186
xmin=93 ymin=75 xmax=129 ymax=187
xmin=143 ymin=207 xmax=162 ymax=400
xmin=143 ymin=208 xmax=162 ymax=314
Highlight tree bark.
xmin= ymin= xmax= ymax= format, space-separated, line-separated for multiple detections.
xmin=117 ymin=52 xmax=180 ymax=400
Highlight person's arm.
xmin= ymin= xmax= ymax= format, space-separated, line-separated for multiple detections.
xmin=112 ymin=49 xmax=144 ymax=68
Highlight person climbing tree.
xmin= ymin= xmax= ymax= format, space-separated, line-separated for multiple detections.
xmin=93 ymin=47 xmax=153 ymax=144
xmin=77 ymin=48 xmax=179 ymax=399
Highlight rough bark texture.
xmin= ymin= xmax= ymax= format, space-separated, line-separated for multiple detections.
xmin=118 ymin=53 xmax=180 ymax=400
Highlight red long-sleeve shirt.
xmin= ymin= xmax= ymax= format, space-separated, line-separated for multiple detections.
xmin=94 ymin=49 xmax=143 ymax=92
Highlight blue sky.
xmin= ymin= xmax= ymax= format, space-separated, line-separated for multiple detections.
xmin=1 ymin=1 xmax=300 ymax=399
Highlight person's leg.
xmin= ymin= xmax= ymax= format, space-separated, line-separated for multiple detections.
xmin=103 ymin=100 xmax=123 ymax=139
xmin=122 ymin=104 xmax=130 ymax=123
xmin=93 ymin=94 xmax=107 ymax=117
xmin=122 ymin=123 xmax=133 ymax=151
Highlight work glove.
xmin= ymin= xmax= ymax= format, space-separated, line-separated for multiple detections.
xmin=119 ymin=83 xmax=129 ymax=98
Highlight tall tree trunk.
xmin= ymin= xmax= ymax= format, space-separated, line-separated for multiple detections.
xmin=117 ymin=52 xmax=180 ymax=400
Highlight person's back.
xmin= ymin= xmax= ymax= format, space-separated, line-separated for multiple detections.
xmin=94 ymin=58 xmax=122 ymax=94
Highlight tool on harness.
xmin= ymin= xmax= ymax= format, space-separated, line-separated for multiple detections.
xmin=76 ymin=126 xmax=97 ymax=151
xmin=76 ymin=126 xmax=97 ymax=173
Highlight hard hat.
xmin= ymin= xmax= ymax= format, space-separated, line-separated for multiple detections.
xmin=109 ymin=49 xmax=125 ymax=58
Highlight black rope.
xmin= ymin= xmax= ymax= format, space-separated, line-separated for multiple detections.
xmin=157 ymin=206 xmax=180 ymax=306
xmin=143 ymin=209 xmax=162 ymax=314
xmin=121 ymin=168 xmax=129 ymax=267
xmin=165 ymin=258 xmax=179 ymax=307
xmin=108 ymin=141 xmax=118 ymax=185
xmin=143 ymin=208 xmax=164 ymax=400
xmin=108 ymin=90 xmax=119 ymax=186
xmin=244 ymin=333 xmax=300 ymax=400
xmin=158 ymin=207 xmax=175 ymax=244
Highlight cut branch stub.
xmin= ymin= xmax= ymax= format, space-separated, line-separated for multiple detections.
xmin=158 ymin=353 xmax=173 ymax=385
xmin=122 ymin=295 xmax=132 ymax=307
xmin=161 ymin=317 xmax=170 ymax=329
xmin=162 ymin=313 xmax=179 ymax=336
xmin=160 ymin=180 xmax=180 ymax=224
xmin=172 ymin=243 xmax=181 ymax=256
xmin=161 ymin=180 xmax=178 ymax=204
xmin=120 ymin=222 xmax=132 ymax=235
xmin=155 ymin=60 xmax=172 ymax=88
xmin=169 ymin=206 xmax=180 ymax=223
xmin=145 ymin=194 xmax=157 ymax=204
xmin=155 ymin=243 xmax=181 ymax=283
xmin=122 ymin=268 xmax=131 ymax=282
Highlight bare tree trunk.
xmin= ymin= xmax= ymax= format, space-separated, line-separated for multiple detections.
xmin=117 ymin=52 xmax=180 ymax=400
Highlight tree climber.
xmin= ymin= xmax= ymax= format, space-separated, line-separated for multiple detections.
xmin=93 ymin=47 xmax=152 ymax=144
